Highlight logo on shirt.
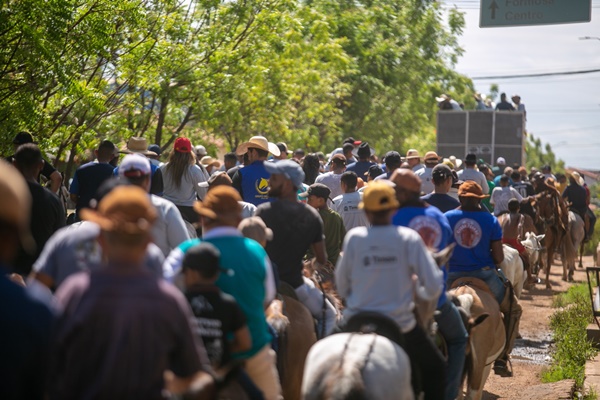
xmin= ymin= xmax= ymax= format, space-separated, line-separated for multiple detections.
xmin=454 ymin=218 xmax=482 ymax=249
xmin=409 ymin=216 xmax=442 ymax=250
xmin=255 ymin=178 xmax=269 ymax=195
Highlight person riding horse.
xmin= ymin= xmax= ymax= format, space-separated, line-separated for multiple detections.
xmin=445 ymin=181 xmax=523 ymax=377
xmin=335 ymin=181 xmax=446 ymax=400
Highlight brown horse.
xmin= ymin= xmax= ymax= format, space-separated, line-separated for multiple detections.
xmin=266 ymin=294 xmax=317 ymax=400
xmin=534 ymin=189 xmax=577 ymax=288
xmin=450 ymin=279 xmax=505 ymax=400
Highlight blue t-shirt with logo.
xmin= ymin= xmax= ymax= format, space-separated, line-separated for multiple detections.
xmin=445 ymin=209 xmax=503 ymax=272
xmin=392 ymin=205 xmax=452 ymax=307
xmin=238 ymin=161 xmax=272 ymax=206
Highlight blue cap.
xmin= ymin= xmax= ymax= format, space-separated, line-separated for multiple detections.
xmin=148 ymin=144 xmax=161 ymax=155
xmin=264 ymin=160 xmax=305 ymax=189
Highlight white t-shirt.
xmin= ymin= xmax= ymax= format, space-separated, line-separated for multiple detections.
xmin=331 ymin=192 xmax=370 ymax=231
xmin=160 ymin=164 xmax=208 ymax=206
xmin=315 ymin=172 xmax=344 ymax=201
xmin=457 ymin=168 xmax=490 ymax=194
xmin=335 ymin=225 xmax=443 ymax=333
xmin=150 ymin=195 xmax=191 ymax=256
xmin=490 ymin=186 xmax=523 ymax=216
xmin=415 ymin=167 xmax=434 ymax=195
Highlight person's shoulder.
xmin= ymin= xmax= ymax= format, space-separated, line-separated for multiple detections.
xmin=56 ymin=271 xmax=91 ymax=297
xmin=345 ymin=226 xmax=368 ymax=239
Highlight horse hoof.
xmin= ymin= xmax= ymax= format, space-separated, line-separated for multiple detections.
xmin=546 ymin=283 xmax=552 ymax=290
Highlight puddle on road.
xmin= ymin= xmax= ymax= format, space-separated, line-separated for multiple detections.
xmin=511 ymin=332 xmax=554 ymax=365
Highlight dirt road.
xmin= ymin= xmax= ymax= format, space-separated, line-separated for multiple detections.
xmin=480 ymin=255 xmax=594 ymax=400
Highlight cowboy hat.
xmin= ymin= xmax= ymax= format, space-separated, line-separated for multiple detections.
xmin=200 ymin=156 xmax=221 ymax=169
xmin=120 ymin=137 xmax=157 ymax=157
xmin=236 ymin=136 xmax=281 ymax=157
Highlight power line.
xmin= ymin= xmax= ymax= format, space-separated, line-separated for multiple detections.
xmin=470 ymin=68 xmax=600 ymax=80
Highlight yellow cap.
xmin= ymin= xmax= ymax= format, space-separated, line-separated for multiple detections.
xmin=359 ymin=181 xmax=400 ymax=212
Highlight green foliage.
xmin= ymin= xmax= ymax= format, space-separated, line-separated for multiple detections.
xmin=584 ymin=209 xmax=600 ymax=256
xmin=542 ymin=283 xmax=598 ymax=388
xmin=1 ymin=0 xmax=473 ymax=181
xmin=525 ymin=134 xmax=565 ymax=174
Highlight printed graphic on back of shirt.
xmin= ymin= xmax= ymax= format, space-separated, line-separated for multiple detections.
xmin=409 ymin=215 xmax=442 ymax=250
xmin=253 ymin=177 xmax=269 ymax=201
xmin=454 ymin=218 xmax=482 ymax=249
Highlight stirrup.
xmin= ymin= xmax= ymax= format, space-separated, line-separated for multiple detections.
xmin=493 ymin=358 xmax=513 ymax=377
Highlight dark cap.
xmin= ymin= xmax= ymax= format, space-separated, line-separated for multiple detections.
xmin=432 ymin=164 xmax=453 ymax=182
xmin=148 ymin=144 xmax=161 ymax=155
xmin=465 ymin=153 xmax=477 ymax=163
xmin=182 ymin=242 xmax=222 ymax=278
xmin=383 ymin=151 xmax=402 ymax=166
xmin=299 ymin=183 xmax=331 ymax=199
xmin=365 ymin=164 xmax=384 ymax=179
xmin=13 ymin=132 xmax=34 ymax=145
xmin=330 ymin=153 xmax=347 ymax=165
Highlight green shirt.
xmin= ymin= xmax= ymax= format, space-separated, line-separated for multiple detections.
xmin=307 ymin=207 xmax=346 ymax=266
xmin=483 ymin=180 xmax=495 ymax=213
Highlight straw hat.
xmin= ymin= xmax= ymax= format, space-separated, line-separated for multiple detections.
xmin=120 ymin=137 xmax=157 ymax=156
xmin=236 ymin=136 xmax=281 ymax=157
xmin=200 ymin=156 xmax=221 ymax=169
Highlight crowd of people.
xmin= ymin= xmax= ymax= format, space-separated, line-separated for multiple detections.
xmin=437 ymin=91 xmax=526 ymax=116
xmin=2 ymin=130 xmax=594 ymax=400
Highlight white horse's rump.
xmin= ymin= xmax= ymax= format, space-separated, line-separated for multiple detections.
xmin=301 ymin=332 xmax=413 ymax=400
xmin=499 ymin=244 xmax=526 ymax=298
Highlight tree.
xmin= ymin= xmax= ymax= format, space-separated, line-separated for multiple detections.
xmin=525 ymin=134 xmax=565 ymax=173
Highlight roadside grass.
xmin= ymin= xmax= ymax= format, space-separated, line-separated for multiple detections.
xmin=542 ymin=283 xmax=598 ymax=399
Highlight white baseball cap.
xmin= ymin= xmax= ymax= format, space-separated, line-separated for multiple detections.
xmin=119 ymin=154 xmax=151 ymax=178
xmin=496 ymin=157 xmax=506 ymax=165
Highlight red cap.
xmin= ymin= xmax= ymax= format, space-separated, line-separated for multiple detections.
xmin=174 ymin=137 xmax=192 ymax=153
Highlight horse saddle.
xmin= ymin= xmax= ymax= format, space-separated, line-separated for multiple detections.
xmin=450 ymin=276 xmax=495 ymax=298
xmin=342 ymin=312 xmax=405 ymax=349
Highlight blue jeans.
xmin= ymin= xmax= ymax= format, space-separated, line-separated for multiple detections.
xmin=447 ymin=267 xmax=506 ymax=305
xmin=436 ymin=299 xmax=468 ymax=400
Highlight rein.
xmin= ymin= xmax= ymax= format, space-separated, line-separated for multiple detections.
xmin=338 ymin=332 xmax=378 ymax=375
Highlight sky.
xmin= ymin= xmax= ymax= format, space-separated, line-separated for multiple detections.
xmin=442 ymin=0 xmax=600 ymax=170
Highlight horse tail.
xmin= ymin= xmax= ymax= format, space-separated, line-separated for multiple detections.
xmin=321 ymin=364 xmax=367 ymax=400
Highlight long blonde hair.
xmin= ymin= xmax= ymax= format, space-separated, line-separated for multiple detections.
xmin=165 ymin=150 xmax=195 ymax=188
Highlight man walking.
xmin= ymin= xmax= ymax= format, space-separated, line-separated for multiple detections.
xmin=70 ymin=140 xmax=117 ymax=219
xmin=233 ymin=136 xmax=281 ymax=206
xmin=332 ymin=171 xmax=370 ymax=230
xmin=51 ymin=186 xmax=214 ymax=399
xmin=256 ymin=160 xmax=338 ymax=337
xmin=163 ymin=186 xmax=281 ymax=400
xmin=13 ymin=144 xmax=65 ymax=276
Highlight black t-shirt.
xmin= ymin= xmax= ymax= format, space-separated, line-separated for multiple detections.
xmin=72 ymin=162 xmax=115 ymax=211
xmin=13 ymin=181 xmax=66 ymax=276
xmin=420 ymin=193 xmax=460 ymax=213
xmin=563 ymin=183 xmax=588 ymax=217
xmin=185 ymin=285 xmax=246 ymax=368
xmin=256 ymin=200 xmax=324 ymax=288
xmin=512 ymin=181 xmax=535 ymax=217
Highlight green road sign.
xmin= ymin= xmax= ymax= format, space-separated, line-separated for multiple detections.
xmin=480 ymin=0 xmax=591 ymax=28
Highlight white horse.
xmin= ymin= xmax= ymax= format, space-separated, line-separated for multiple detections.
xmin=522 ymin=232 xmax=544 ymax=275
xmin=301 ymin=332 xmax=413 ymax=400
xmin=499 ymin=244 xmax=526 ymax=298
